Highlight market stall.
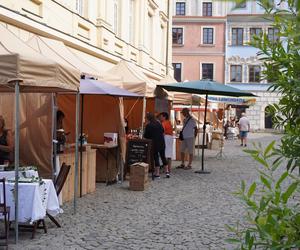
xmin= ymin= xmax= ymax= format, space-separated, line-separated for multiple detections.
xmin=57 ymin=79 xmax=141 ymax=186
xmin=0 ymin=24 xmax=80 ymax=242
xmin=159 ymin=75 xmax=220 ymax=160
xmin=27 ymin=35 xmax=142 ymax=195
xmin=158 ymin=80 xmax=256 ymax=174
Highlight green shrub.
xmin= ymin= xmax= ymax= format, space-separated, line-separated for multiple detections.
xmin=227 ymin=1 xmax=300 ymax=248
xmin=226 ymin=142 xmax=300 ymax=249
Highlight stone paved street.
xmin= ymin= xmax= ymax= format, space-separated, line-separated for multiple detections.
xmin=10 ymin=133 xmax=281 ymax=250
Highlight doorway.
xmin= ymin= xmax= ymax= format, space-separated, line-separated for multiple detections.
xmin=264 ymin=106 xmax=273 ymax=129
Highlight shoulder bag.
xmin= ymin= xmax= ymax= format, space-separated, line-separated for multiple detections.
xmin=179 ymin=117 xmax=191 ymax=141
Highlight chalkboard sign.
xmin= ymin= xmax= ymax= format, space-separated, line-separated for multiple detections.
xmin=125 ymin=139 xmax=152 ymax=172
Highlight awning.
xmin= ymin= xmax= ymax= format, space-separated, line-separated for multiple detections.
xmin=80 ymin=79 xmax=142 ymax=97
xmin=158 ymin=80 xmax=256 ymax=97
xmin=206 ymin=96 xmax=256 ymax=106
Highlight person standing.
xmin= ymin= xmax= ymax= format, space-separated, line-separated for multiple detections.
xmin=177 ymin=108 xmax=197 ymax=170
xmin=159 ymin=112 xmax=173 ymax=177
xmin=0 ymin=116 xmax=13 ymax=165
xmin=56 ymin=110 xmax=66 ymax=153
xmin=238 ymin=113 xmax=250 ymax=147
xmin=144 ymin=113 xmax=168 ymax=179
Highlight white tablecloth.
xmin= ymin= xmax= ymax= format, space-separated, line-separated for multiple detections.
xmin=0 ymin=170 xmax=39 ymax=180
xmin=0 ymin=179 xmax=61 ymax=223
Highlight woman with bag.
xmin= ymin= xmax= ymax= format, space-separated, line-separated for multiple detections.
xmin=177 ymin=108 xmax=197 ymax=170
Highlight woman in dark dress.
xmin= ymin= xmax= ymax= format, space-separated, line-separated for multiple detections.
xmin=144 ymin=113 xmax=169 ymax=178
xmin=0 ymin=116 xmax=13 ymax=165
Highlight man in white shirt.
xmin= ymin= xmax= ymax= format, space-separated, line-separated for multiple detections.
xmin=238 ymin=113 xmax=250 ymax=147
xmin=177 ymin=108 xmax=198 ymax=169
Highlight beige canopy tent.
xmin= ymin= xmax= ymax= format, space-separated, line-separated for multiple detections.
xmin=0 ymin=26 xmax=78 ymax=92
xmin=159 ymin=75 xmax=202 ymax=105
xmin=26 ymin=35 xmax=132 ymax=185
xmin=102 ymin=60 xmax=157 ymax=97
xmin=101 ymin=60 xmax=165 ymax=130
xmin=0 ymin=24 xmax=80 ymax=242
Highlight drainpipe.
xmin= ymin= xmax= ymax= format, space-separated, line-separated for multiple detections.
xmin=165 ymin=0 xmax=170 ymax=75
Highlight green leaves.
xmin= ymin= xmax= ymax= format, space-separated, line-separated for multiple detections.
xmin=282 ymin=182 xmax=298 ymax=203
xmin=228 ymin=140 xmax=300 ymax=249
xmin=247 ymin=183 xmax=257 ymax=198
xmin=275 ymin=172 xmax=288 ymax=189
xmin=260 ymin=176 xmax=272 ymax=190
xmin=226 ymin=0 xmax=300 ymax=248
xmin=264 ymin=141 xmax=276 ymax=158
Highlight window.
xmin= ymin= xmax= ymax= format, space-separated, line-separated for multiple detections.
xmin=230 ymin=65 xmax=242 ymax=82
xmin=203 ymin=2 xmax=212 ymax=16
xmin=75 ymin=0 xmax=83 ymax=15
xmin=250 ymin=28 xmax=262 ymax=41
xmin=268 ymin=28 xmax=279 ymax=42
xmin=176 ymin=2 xmax=186 ymax=15
xmin=149 ymin=14 xmax=154 ymax=55
xmin=236 ymin=0 xmax=246 ymax=8
xmin=113 ymin=0 xmax=118 ymax=34
xmin=172 ymin=28 xmax=183 ymax=45
xmin=161 ymin=26 xmax=166 ymax=63
xmin=202 ymin=64 xmax=214 ymax=80
xmin=75 ymin=0 xmax=88 ymax=17
xmin=249 ymin=65 xmax=261 ymax=82
xmin=231 ymin=28 xmax=243 ymax=46
xmin=173 ymin=63 xmax=182 ymax=82
xmin=129 ymin=0 xmax=135 ymax=44
xmin=203 ymin=28 xmax=214 ymax=44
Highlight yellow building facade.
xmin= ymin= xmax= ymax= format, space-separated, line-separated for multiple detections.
xmin=0 ymin=0 xmax=173 ymax=80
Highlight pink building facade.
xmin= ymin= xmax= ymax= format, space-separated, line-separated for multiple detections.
xmin=172 ymin=5 xmax=226 ymax=83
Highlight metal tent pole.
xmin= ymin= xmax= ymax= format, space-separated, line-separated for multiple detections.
xmin=195 ymin=93 xmax=210 ymax=174
xmin=73 ymin=92 xmax=80 ymax=213
xmin=197 ymin=101 xmax=200 ymax=160
xmin=79 ymin=94 xmax=84 ymax=197
xmin=14 ymin=81 xmax=20 ymax=243
xmin=52 ymin=94 xmax=58 ymax=181
xmin=141 ymin=97 xmax=146 ymax=134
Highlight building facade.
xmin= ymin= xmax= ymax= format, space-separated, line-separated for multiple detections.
xmin=0 ymin=0 xmax=173 ymax=81
xmin=225 ymin=1 xmax=286 ymax=130
xmin=172 ymin=0 xmax=284 ymax=130
xmin=172 ymin=0 xmax=226 ymax=83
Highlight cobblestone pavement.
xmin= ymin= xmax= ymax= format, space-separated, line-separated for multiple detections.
xmin=10 ymin=133 xmax=281 ymax=250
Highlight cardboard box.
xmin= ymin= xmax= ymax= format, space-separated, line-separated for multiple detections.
xmin=104 ymin=133 xmax=118 ymax=146
xmin=129 ymin=162 xmax=149 ymax=191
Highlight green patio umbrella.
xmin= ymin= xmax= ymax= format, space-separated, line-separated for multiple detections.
xmin=158 ymin=80 xmax=256 ymax=174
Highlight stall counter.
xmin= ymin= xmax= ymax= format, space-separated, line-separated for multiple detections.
xmin=58 ymin=145 xmax=96 ymax=203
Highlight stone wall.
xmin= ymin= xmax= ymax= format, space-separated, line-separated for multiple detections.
xmin=246 ymin=91 xmax=281 ymax=131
